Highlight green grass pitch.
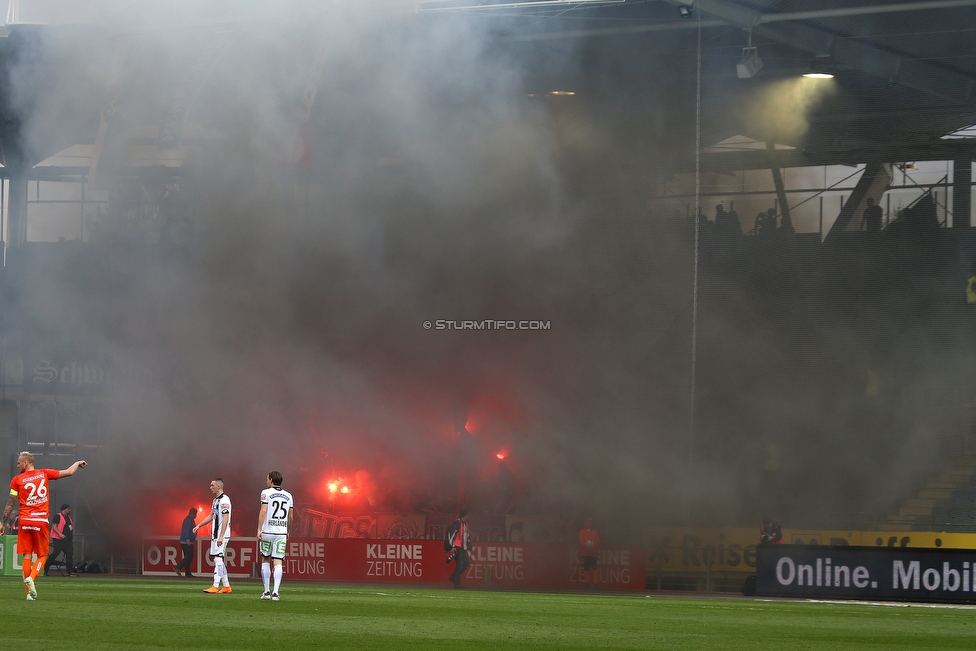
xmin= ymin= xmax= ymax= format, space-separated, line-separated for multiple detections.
xmin=2 ymin=576 xmax=974 ymax=650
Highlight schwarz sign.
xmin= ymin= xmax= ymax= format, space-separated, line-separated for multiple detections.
xmin=757 ymin=545 xmax=976 ymax=603
xmin=29 ymin=358 xmax=114 ymax=394
xmin=26 ymin=355 xmax=155 ymax=395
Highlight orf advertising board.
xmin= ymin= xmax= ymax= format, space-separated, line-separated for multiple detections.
xmin=143 ymin=537 xmax=256 ymax=578
xmin=757 ymin=545 xmax=976 ymax=603
xmin=279 ymin=539 xmax=644 ymax=590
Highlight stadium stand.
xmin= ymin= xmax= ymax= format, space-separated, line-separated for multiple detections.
xmin=883 ymin=452 xmax=976 ymax=532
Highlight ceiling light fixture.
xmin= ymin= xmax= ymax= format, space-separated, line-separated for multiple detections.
xmin=737 ymin=47 xmax=763 ymax=78
xmin=803 ymin=54 xmax=835 ymax=79
xmin=736 ymin=29 xmax=763 ymax=79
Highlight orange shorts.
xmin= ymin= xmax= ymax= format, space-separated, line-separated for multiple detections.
xmin=17 ymin=523 xmax=50 ymax=558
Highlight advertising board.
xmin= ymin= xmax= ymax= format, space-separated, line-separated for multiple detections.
xmin=757 ymin=544 xmax=976 ymax=603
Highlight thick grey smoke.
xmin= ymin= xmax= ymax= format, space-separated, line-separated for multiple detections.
xmin=4 ymin=2 xmax=968 ymax=546
xmin=7 ymin=2 xmax=698 ymax=539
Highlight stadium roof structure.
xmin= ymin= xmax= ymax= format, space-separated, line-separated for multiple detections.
xmin=0 ymin=0 xmax=973 ymax=175
xmin=495 ymin=0 xmax=976 ymax=172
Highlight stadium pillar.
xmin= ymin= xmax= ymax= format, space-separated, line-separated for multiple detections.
xmin=954 ymin=158 xmax=972 ymax=228
xmin=6 ymin=169 xmax=27 ymax=250
xmin=766 ymin=141 xmax=792 ymax=227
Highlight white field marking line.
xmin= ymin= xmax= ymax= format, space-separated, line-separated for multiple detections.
xmin=804 ymin=599 xmax=976 ymax=610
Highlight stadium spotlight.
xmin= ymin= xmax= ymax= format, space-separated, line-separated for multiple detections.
xmin=736 ymin=29 xmax=763 ymax=79
xmin=803 ymin=54 xmax=835 ymax=79
xmin=678 ymin=3 xmax=693 ymax=18
xmin=737 ymin=47 xmax=763 ymax=78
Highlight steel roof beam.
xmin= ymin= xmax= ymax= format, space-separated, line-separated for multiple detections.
xmin=659 ymin=0 xmax=975 ymax=103
xmin=653 ymin=139 xmax=976 ymax=173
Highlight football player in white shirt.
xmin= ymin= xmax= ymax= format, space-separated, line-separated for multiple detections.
xmin=256 ymin=470 xmax=294 ymax=601
xmin=193 ymin=478 xmax=233 ymax=594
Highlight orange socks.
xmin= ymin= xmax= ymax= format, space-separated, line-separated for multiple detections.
xmin=22 ymin=558 xmax=32 ymax=593
xmin=31 ymin=556 xmax=46 ymax=580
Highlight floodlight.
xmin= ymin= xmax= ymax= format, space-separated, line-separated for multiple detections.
xmin=736 ymin=47 xmax=763 ymax=79
xmin=803 ymin=54 xmax=835 ymax=79
xmin=678 ymin=3 xmax=693 ymax=18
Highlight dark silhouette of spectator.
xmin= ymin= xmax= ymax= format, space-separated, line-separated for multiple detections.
xmin=714 ymin=202 xmax=727 ymax=224
xmin=715 ymin=202 xmax=743 ymax=238
xmin=760 ymin=519 xmax=783 ymax=544
xmin=864 ymin=197 xmax=883 ymax=233
xmin=726 ymin=201 xmax=742 ymax=237
xmin=779 ymin=211 xmax=795 ymax=235
xmin=755 ymin=208 xmax=777 ymax=236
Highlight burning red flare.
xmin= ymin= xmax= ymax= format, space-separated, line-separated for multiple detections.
xmin=324 ymin=476 xmax=355 ymax=499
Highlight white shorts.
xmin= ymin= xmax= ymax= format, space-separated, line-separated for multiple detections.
xmin=209 ymin=538 xmax=229 ymax=557
xmin=260 ymin=533 xmax=287 ymax=560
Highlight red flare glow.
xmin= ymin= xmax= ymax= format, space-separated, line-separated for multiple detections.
xmin=321 ymin=474 xmax=362 ymax=503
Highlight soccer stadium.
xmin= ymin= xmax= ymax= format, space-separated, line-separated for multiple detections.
xmin=0 ymin=0 xmax=975 ymax=648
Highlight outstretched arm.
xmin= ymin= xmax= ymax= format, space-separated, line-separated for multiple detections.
xmin=0 ymin=494 xmax=15 ymax=536
xmin=193 ymin=513 xmax=213 ymax=534
xmin=58 ymin=460 xmax=88 ymax=478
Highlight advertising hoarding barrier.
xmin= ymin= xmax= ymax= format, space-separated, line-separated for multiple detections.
xmin=142 ymin=537 xmax=256 ymax=578
xmin=756 ymin=544 xmax=976 ymax=603
xmin=141 ymin=537 xmax=645 ymax=590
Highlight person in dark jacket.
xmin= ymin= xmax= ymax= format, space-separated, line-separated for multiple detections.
xmin=446 ymin=509 xmax=471 ymax=588
xmin=175 ymin=508 xmax=197 ymax=577
xmin=44 ymin=504 xmax=75 ymax=576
